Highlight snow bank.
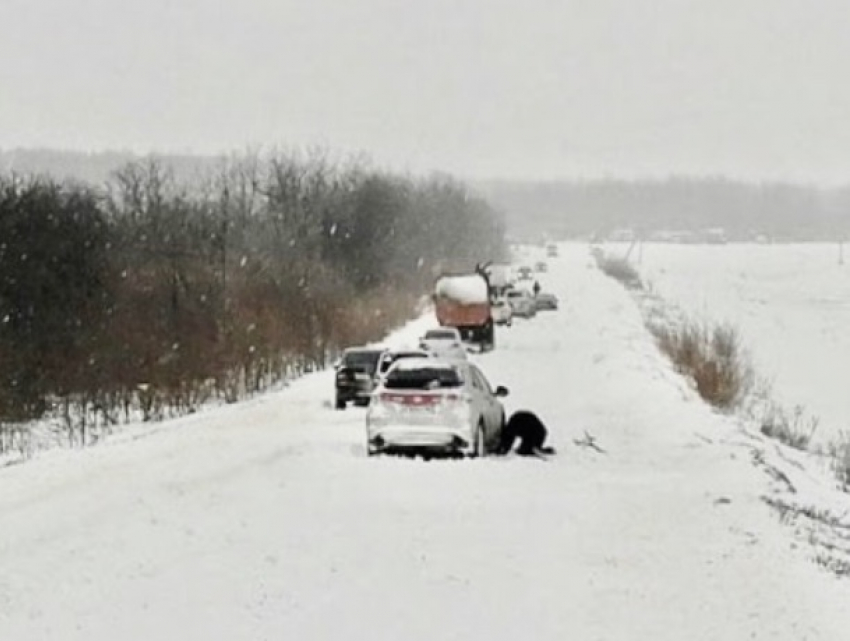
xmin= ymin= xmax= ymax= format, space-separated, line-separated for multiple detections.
xmin=390 ymin=356 xmax=454 ymax=371
xmin=434 ymin=274 xmax=489 ymax=304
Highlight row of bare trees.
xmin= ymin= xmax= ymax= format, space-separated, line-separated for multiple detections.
xmin=0 ymin=152 xmax=507 ymax=451
xmin=482 ymin=177 xmax=850 ymax=241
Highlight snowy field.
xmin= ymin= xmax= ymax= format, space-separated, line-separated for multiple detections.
xmin=2 ymin=243 xmax=850 ymax=640
xmin=616 ymin=242 xmax=850 ymax=445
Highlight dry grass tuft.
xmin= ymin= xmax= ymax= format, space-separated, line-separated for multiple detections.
xmin=827 ymin=434 xmax=850 ymax=490
xmin=593 ymin=251 xmax=643 ymax=290
xmin=759 ymin=403 xmax=819 ymax=451
xmin=650 ymin=320 xmax=753 ymax=410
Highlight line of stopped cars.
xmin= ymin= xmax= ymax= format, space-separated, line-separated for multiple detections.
xmin=334 ymin=249 xmax=560 ymax=458
xmin=335 ymin=333 xmax=508 ymax=458
xmin=488 ymin=258 xmax=559 ymax=326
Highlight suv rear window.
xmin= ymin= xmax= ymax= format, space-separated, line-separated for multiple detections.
xmin=424 ymin=330 xmax=457 ymax=340
xmin=384 ymin=366 xmax=463 ymax=390
xmin=341 ymin=351 xmax=382 ymax=373
xmin=378 ymin=351 xmax=428 ymax=374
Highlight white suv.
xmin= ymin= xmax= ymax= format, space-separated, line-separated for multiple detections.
xmin=418 ymin=327 xmax=467 ymax=360
xmin=491 ymin=297 xmax=513 ymax=326
xmin=376 ymin=348 xmax=433 ymax=381
xmin=505 ymin=289 xmax=537 ymax=319
xmin=366 ymin=358 xmax=508 ymax=457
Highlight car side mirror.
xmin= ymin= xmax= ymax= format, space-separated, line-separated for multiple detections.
xmin=495 ymin=385 xmax=509 ymax=397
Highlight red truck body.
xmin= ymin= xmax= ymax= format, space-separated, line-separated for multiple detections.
xmin=435 ymin=299 xmax=490 ymax=327
xmin=432 ymin=273 xmax=495 ymax=351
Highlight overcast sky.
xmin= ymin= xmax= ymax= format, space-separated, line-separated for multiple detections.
xmin=2 ymin=0 xmax=849 ymax=183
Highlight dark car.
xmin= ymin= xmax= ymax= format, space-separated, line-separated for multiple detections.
xmin=533 ymin=292 xmax=559 ymax=311
xmin=335 ymin=347 xmax=385 ymax=409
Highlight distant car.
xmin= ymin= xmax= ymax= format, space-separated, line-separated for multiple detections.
xmin=533 ymin=292 xmax=559 ymax=311
xmin=534 ymin=261 xmax=548 ymax=273
xmin=491 ymin=297 xmax=513 ymax=326
xmin=366 ymin=357 xmax=508 ymax=457
xmin=505 ymin=288 xmax=537 ymax=318
xmin=335 ymin=347 xmax=385 ymax=409
xmin=517 ymin=266 xmax=534 ymax=281
xmin=546 ymin=244 xmax=559 ymax=258
xmin=419 ymin=327 xmax=467 ymax=360
xmin=376 ymin=348 xmax=433 ymax=380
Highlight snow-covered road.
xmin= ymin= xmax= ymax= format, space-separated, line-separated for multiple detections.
xmin=2 ymin=244 xmax=848 ymax=640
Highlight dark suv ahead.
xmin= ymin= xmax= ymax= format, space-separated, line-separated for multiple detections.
xmin=335 ymin=347 xmax=385 ymax=409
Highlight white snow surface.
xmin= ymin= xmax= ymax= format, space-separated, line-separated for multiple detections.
xmin=2 ymin=244 xmax=850 ymax=640
xmin=387 ymin=356 xmax=455 ymax=372
xmin=434 ymin=274 xmax=489 ymax=304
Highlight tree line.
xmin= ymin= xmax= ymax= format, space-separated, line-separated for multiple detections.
xmin=479 ymin=177 xmax=850 ymax=241
xmin=0 ymin=152 xmax=507 ymax=452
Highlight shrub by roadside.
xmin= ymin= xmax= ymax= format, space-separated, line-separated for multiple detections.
xmin=757 ymin=402 xmax=819 ymax=451
xmin=594 ymin=250 xmax=643 ymax=290
xmin=594 ymin=249 xmax=751 ymax=411
xmin=827 ymin=434 xmax=850 ymax=491
xmin=650 ymin=320 xmax=752 ymax=411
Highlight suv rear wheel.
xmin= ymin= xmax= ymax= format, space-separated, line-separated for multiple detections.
xmin=470 ymin=422 xmax=486 ymax=458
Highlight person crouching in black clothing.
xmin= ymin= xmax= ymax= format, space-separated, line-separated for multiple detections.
xmin=497 ymin=410 xmax=555 ymax=456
